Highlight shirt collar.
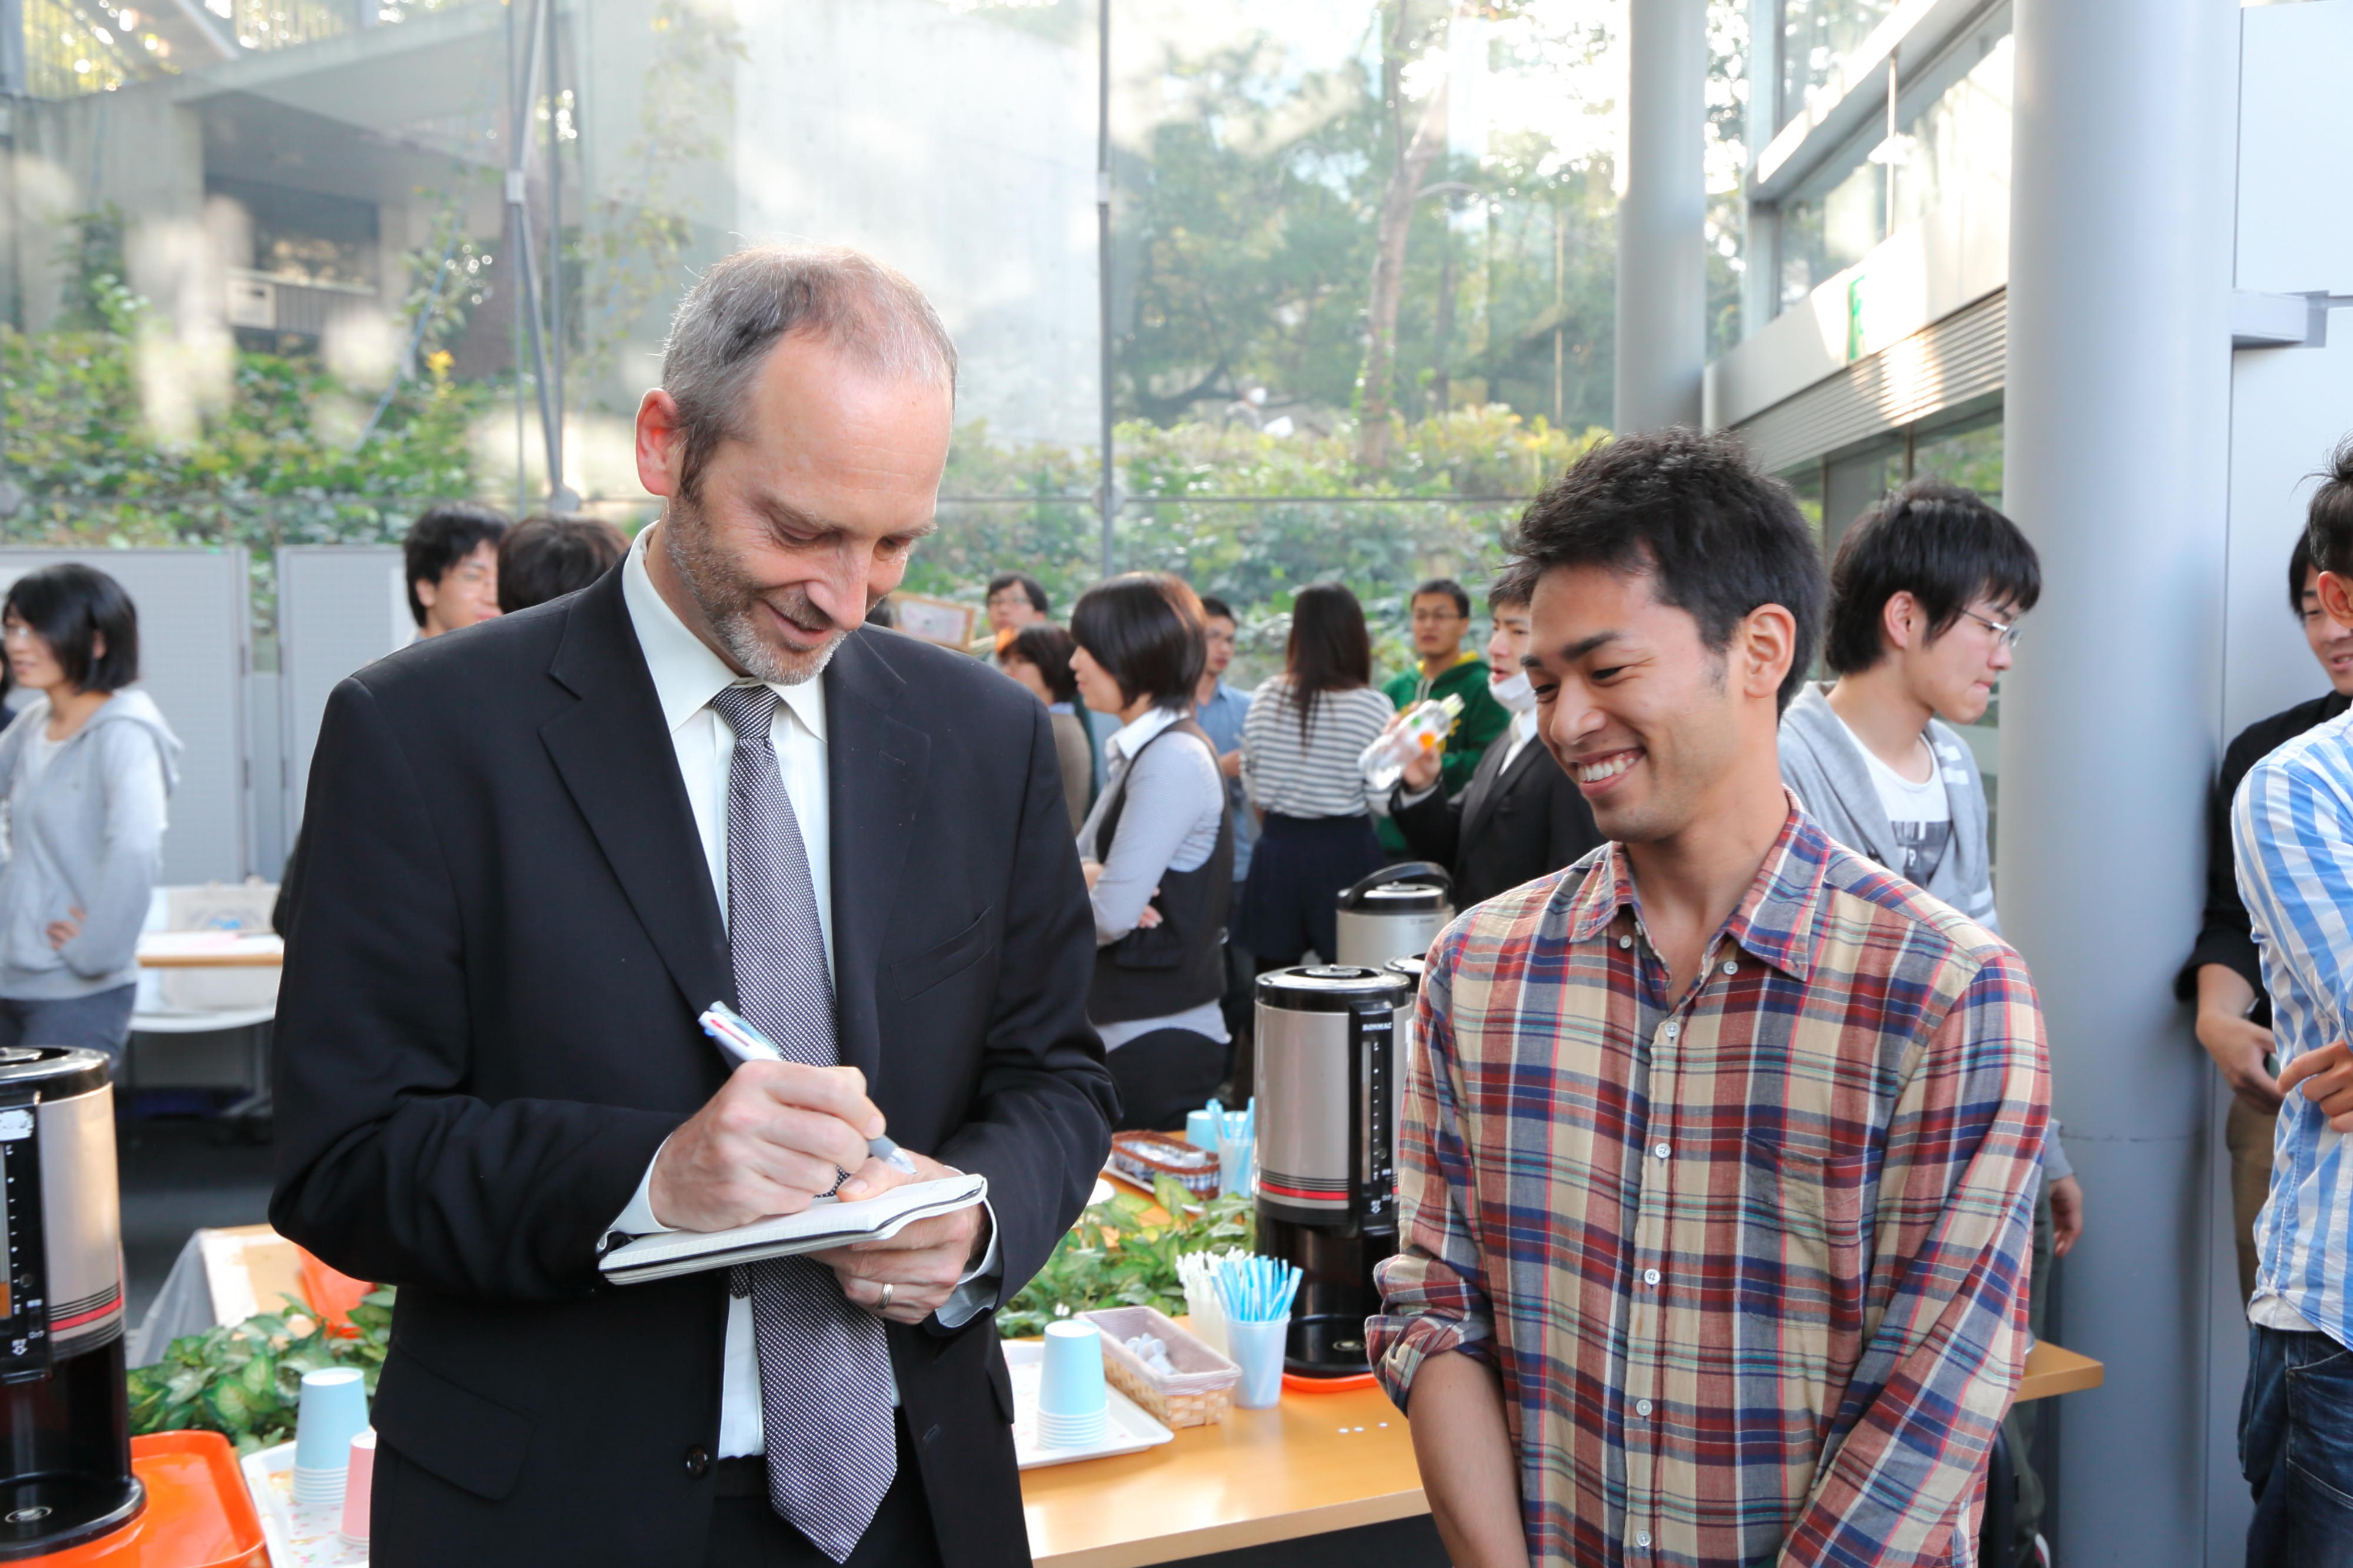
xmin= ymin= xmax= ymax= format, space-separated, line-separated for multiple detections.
xmin=621 ymin=526 xmax=828 ymax=745
xmin=1108 ymin=704 xmax=1182 ymax=763
xmin=1565 ymin=788 xmax=1827 ymax=982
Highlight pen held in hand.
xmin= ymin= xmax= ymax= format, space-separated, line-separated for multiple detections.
xmin=698 ymin=1000 xmax=919 ymax=1176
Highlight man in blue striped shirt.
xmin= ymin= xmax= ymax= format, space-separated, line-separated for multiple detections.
xmin=2232 ymin=436 xmax=2353 ymax=1568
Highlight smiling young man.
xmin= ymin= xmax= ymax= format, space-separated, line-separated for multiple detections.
xmin=274 ymin=246 xmax=1113 ymax=1568
xmin=1369 ymin=430 xmax=2049 ymax=1568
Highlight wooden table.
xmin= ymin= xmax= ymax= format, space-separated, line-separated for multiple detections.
xmin=1021 ymin=1339 xmax=2102 ymax=1567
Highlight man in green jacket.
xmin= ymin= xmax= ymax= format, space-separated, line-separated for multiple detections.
xmin=1377 ymin=578 xmax=1509 ymax=856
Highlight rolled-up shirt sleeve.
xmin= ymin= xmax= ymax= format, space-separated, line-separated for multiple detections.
xmin=1369 ymin=937 xmax=1497 ymax=1409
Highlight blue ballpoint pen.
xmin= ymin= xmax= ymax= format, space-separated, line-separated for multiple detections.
xmin=698 ymin=1000 xmax=918 ymax=1175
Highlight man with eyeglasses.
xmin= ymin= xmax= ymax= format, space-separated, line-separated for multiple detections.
xmin=1378 ymin=578 xmax=1509 ymax=856
xmin=1777 ymin=478 xmax=2075 ymax=1568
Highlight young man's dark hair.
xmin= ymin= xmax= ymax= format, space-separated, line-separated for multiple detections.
xmin=1069 ymin=573 xmax=1205 ymax=712
xmin=2303 ymin=435 xmax=2353 ymax=576
xmin=986 ymin=571 xmax=1050 ymax=618
xmin=1198 ymin=594 xmax=1236 ymax=623
xmin=4 ymin=564 xmax=139 ymax=691
xmin=1284 ymin=581 xmax=1374 ymax=737
xmin=496 ymin=513 xmax=629 ymax=613
xmin=1821 ymin=480 xmax=2042 ymax=675
xmin=2289 ymin=529 xmax=2319 ymax=613
xmin=1412 ymin=578 xmax=1470 ymax=619
xmin=1501 ymin=428 xmax=1824 ymax=712
xmin=403 ymin=501 xmax=509 ymax=627
xmin=1488 ymin=576 xmax=1530 ymax=612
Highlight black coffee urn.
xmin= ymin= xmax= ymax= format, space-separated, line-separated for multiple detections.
xmin=0 ymin=1047 xmax=140 ymax=1560
xmin=1254 ymin=964 xmax=1412 ymax=1377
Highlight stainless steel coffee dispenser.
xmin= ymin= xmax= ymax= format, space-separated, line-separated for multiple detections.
xmin=1254 ymin=965 xmax=1412 ymax=1377
xmin=0 ymin=1047 xmax=139 ymax=1560
xmin=1332 ymin=863 xmax=1453 ymax=970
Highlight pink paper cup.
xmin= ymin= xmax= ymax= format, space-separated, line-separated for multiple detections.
xmin=339 ymin=1428 xmax=377 ymax=1544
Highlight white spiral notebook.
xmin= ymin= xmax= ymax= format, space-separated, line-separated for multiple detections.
xmin=599 ymin=1173 xmax=989 ymax=1286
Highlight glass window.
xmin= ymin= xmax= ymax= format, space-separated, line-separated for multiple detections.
xmin=1911 ymin=413 xmax=2004 ymax=509
xmin=1778 ymin=0 xmax=1899 ymax=132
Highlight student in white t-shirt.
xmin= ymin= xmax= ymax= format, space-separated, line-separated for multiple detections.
xmin=1777 ymin=478 xmax=2071 ymax=1568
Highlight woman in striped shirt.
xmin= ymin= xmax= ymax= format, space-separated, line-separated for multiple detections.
xmin=1235 ymin=582 xmax=1395 ymax=967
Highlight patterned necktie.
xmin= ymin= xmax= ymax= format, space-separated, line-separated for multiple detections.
xmin=710 ymin=683 xmax=895 ymax=1564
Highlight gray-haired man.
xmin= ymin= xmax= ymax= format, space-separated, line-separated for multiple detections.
xmin=272 ymin=245 xmax=1114 ymax=1567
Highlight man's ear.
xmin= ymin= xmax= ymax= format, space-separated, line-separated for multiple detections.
xmin=634 ymin=388 xmax=686 ymax=501
xmin=2319 ymin=570 xmax=2353 ymax=630
xmin=1737 ymin=603 xmax=1799 ymax=704
xmin=1879 ymin=589 xmax=1919 ymax=653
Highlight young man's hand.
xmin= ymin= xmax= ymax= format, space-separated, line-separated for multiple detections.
xmin=2197 ymin=1008 xmax=2284 ymax=1113
xmin=2049 ymin=1173 xmax=2085 ymax=1259
xmin=2279 ymin=1040 xmax=2353 ymax=1131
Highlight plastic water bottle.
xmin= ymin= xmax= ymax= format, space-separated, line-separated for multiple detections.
xmin=1359 ymin=694 xmax=1464 ymax=792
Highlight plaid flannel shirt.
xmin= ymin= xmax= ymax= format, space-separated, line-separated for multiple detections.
xmin=1369 ymin=802 xmax=2047 ymax=1567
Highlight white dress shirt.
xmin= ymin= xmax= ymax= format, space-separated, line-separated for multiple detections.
xmin=606 ymin=528 xmax=998 ymax=1457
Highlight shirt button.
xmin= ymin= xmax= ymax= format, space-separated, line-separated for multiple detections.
xmin=1643 ymin=1267 xmax=1661 ymax=1286
xmin=1618 ymin=935 xmax=1633 ymax=949
xmin=1636 ymin=1530 xmax=1652 ymax=1549
xmin=1635 ymin=1398 xmax=1654 ymax=1417
xmin=1662 ymin=1022 xmax=1679 ymax=1039
xmin=1653 ymin=1142 xmax=1671 ymax=1160
xmin=683 ymin=1444 xmax=711 ymax=1479
xmin=1722 ymin=960 xmax=1738 ymax=975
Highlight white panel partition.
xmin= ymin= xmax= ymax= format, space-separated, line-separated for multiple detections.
xmin=0 ymin=549 xmax=251 ymax=885
xmin=276 ymin=546 xmax=411 ymax=846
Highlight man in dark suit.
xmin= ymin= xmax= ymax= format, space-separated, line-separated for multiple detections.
xmin=271 ymin=246 xmax=1114 ymax=1568
xmin=1387 ymin=577 xmax=1603 ymax=907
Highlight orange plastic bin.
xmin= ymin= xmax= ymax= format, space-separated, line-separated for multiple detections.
xmin=25 ymin=1432 xmax=266 ymax=1567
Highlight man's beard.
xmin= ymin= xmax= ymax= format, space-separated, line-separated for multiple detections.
xmin=661 ymin=495 xmax=851 ymax=685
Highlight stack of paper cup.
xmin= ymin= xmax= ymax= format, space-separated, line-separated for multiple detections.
xmin=291 ymin=1367 xmax=369 ymax=1509
xmin=339 ymin=1429 xmax=376 ymax=1547
xmin=1034 ymin=1320 xmax=1108 ymax=1450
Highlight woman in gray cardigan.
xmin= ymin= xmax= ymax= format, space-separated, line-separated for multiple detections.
xmin=0 ymin=565 xmax=181 ymax=1064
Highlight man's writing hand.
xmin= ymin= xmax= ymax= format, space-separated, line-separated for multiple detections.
xmin=2279 ymin=1039 xmax=2353 ymax=1132
xmin=812 ymin=1150 xmax=991 ymax=1325
xmin=648 ymin=1060 xmax=891 ymax=1232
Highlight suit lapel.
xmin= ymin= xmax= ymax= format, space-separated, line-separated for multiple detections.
xmin=824 ymin=632 xmax=928 ymax=1083
xmin=1458 ymin=732 xmax=1527 ymax=845
xmin=539 ymin=572 xmax=734 ymax=1018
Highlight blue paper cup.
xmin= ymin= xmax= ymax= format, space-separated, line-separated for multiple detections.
xmin=1185 ymin=1109 xmax=1219 ymax=1152
xmin=1037 ymin=1319 xmax=1107 ymax=1419
xmin=1225 ymin=1317 xmax=1286 ymax=1409
xmin=294 ymin=1367 xmax=370 ymax=1472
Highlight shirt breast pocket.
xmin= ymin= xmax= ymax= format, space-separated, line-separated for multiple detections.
xmin=1738 ymin=1134 xmax=1869 ymax=1383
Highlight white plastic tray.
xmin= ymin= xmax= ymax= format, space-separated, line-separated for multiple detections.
xmin=1005 ymin=1339 xmax=1174 ymax=1469
xmin=239 ymin=1439 xmax=367 ymax=1567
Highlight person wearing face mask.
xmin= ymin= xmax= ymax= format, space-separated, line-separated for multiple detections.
xmin=1775 ymin=479 xmax=2071 ymax=1568
xmin=1384 ymin=578 xmax=1601 ymax=908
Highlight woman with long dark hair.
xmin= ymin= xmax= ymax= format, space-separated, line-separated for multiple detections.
xmin=1235 ymin=582 xmax=1394 ymax=968
xmin=1071 ymin=575 xmax=1234 ymax=1129
xmin=1001 ymin=622 xmax=1096 ymax=835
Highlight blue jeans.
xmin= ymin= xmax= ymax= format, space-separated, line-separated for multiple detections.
xmin=0 ymin=985 xmax=137 ymax=1067
xmin=2242 ymin=1323 xmax=2353 ymax=1568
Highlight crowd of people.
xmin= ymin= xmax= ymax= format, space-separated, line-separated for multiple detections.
xmin=244 ymin=244 xmax=2352 ymax=1568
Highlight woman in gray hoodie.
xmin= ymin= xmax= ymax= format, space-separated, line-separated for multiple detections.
xmin=0 ymin=565 xmax=181 ymax=1063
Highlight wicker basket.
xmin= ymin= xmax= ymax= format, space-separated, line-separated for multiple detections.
xmin=1082 ymin=1305 xmax=1239 ymax=1427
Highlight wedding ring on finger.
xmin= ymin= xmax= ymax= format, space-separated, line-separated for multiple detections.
xmin=879 ymin=1281 xmax=895 ymax=1311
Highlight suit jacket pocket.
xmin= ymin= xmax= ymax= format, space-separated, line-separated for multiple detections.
xmin=885 ymin=908 xmax=995 ymax=1002
xmin=371 ymin=1345 xmax=534 ymax=1502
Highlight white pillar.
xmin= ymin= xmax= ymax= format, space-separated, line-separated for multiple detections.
xmin=1614 ymin=0 xmax=1705 ymax=433
xmin=2000 ymin=1 xmax=2238 ymax=1562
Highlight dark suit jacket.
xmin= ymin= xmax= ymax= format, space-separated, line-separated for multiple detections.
xmin=269 ymin=569 xmax=1114 ymax=1568
xmin=1389 ymin=726 xmax=1602 ymax=909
